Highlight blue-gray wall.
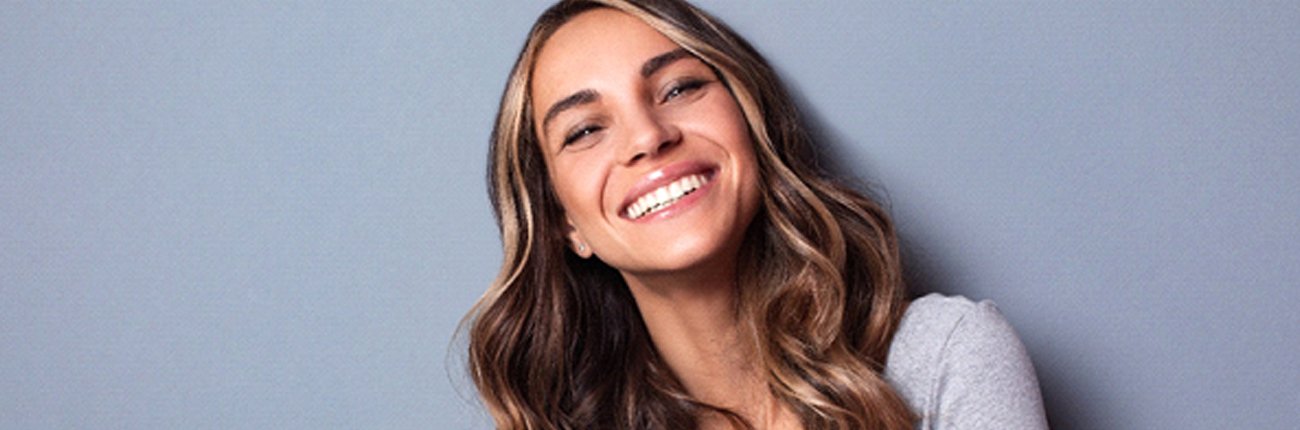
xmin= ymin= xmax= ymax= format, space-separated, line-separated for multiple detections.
xmin=2 ymin=1 xmax=1296 ymax=428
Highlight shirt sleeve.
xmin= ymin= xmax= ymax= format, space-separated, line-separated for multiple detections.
xmin=932 ymin=301 xmax=1049 ymax=429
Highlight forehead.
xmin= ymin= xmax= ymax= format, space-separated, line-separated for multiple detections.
xmin=530 ymin=9 xmax=681 ymax=106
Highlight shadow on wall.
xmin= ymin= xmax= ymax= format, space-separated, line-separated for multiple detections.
xmin=790 ymin=87 xmax=1092 ymax=430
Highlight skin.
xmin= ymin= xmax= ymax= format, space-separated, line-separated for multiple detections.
xmin=530 ymin=8 xmax=797 ymax=429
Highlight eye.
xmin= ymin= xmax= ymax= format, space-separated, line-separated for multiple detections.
xmin=563 ymin=124 xmax=604 ymax=146
xmin=661 ymin=78 xmax=708 ymax=103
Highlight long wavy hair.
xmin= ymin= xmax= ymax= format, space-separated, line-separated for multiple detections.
xmin=466 ymin=0 xmax=914 ymax=428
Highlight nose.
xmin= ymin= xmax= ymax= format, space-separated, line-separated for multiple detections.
xmin=618 ymin=107 xmax=680 ymax=165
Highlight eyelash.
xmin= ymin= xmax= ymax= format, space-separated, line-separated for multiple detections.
xmin=564 ymin=124 xmax=604 ymax=146
xmin=560 ymin=79 xmax=710 ymax=147
xmin=662 ymin=78 xmax=707 ymax=103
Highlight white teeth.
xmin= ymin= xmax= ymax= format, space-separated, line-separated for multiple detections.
xmin=625 ymin=173 xmax=710 ymax=219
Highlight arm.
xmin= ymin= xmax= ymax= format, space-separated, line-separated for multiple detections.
xmin=932 ymin=301 xmax=1049 ymax=429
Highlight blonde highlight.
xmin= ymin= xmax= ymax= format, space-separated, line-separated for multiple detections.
xmin=466 ymin=1 xmax=915 ymax=428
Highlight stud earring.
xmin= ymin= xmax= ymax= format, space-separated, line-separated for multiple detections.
xmin=577 ymin=243 xmax=587 ymax=253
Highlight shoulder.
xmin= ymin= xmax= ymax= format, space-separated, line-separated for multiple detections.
xmin=887 ymin=294 xmax=1022 ymax=369
xmin=884 ymin=294 xmax=1048 ymax=429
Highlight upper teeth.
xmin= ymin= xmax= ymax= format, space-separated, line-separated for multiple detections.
xmin=626 ymin=174 xmax=709 ymax=219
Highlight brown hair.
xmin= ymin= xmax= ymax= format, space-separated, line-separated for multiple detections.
xmin=466 ymin=0 xmax=914 ymax=428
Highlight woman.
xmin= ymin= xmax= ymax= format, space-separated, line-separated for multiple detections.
xmin=465 ymin=1 xmax=1048 ymax=428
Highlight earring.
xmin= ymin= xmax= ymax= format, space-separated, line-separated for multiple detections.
xmin=577 ymin=243 xmax=587 ymax=253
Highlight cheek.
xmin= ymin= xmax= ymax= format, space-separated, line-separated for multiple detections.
xmin=718 ymin=105 xmax=762 ymax=209
xmin=704 ymin=93 xmax=755 ymax=155
xmin=719 ymin=108 xmax=759 ymax=175
xmin=549 ymin=158 xmax=609 ymax=223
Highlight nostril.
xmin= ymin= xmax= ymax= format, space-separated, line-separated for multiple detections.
xmin=622 ymin=121 xmax=678 ymax=165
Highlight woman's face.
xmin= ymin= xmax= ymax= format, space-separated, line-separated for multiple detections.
xmin=530 ymin=8 xmax=760 ymax=280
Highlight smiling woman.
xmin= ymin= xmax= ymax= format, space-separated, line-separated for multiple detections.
xmin=465 ymin=1 xmax=1047 ymax=429
xmin=533 ymin=11 xmax=759 ymax=279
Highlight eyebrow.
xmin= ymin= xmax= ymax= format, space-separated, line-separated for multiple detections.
xmin=540 ymin=89 xmax=599 ymax=134
xmin=539 ymin=48 xmax=696 ymax=133
xmin=640 ymin=48 xmax=693 ymax=78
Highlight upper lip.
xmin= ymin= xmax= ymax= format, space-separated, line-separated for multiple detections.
xmin=618 ymin=160 xmax=717 ymax=218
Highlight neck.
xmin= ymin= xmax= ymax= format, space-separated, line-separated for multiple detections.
xmin=623 ymin=265 xmax=767 ymax=415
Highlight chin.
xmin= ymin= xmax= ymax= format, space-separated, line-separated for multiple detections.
xmin=620 ymin=233 xmax=739 ymax=277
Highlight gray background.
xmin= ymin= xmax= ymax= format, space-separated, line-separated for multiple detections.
xmin=2 ymin=1 xmax=1296 ymax=428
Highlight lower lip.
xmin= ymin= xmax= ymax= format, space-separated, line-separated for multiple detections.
xmin=625 ymin=173 xmax=716 ymax=223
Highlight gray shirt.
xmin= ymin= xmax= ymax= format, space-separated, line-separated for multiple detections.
xmin=885 ymin=294 xmax=1049 ymax=429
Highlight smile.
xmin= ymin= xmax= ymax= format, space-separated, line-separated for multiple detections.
xmin=624 ymin=172 xmax=714 ymax=220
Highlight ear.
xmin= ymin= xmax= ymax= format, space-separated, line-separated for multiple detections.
xmin=565 ymin=218 xmax=593 ymax=259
